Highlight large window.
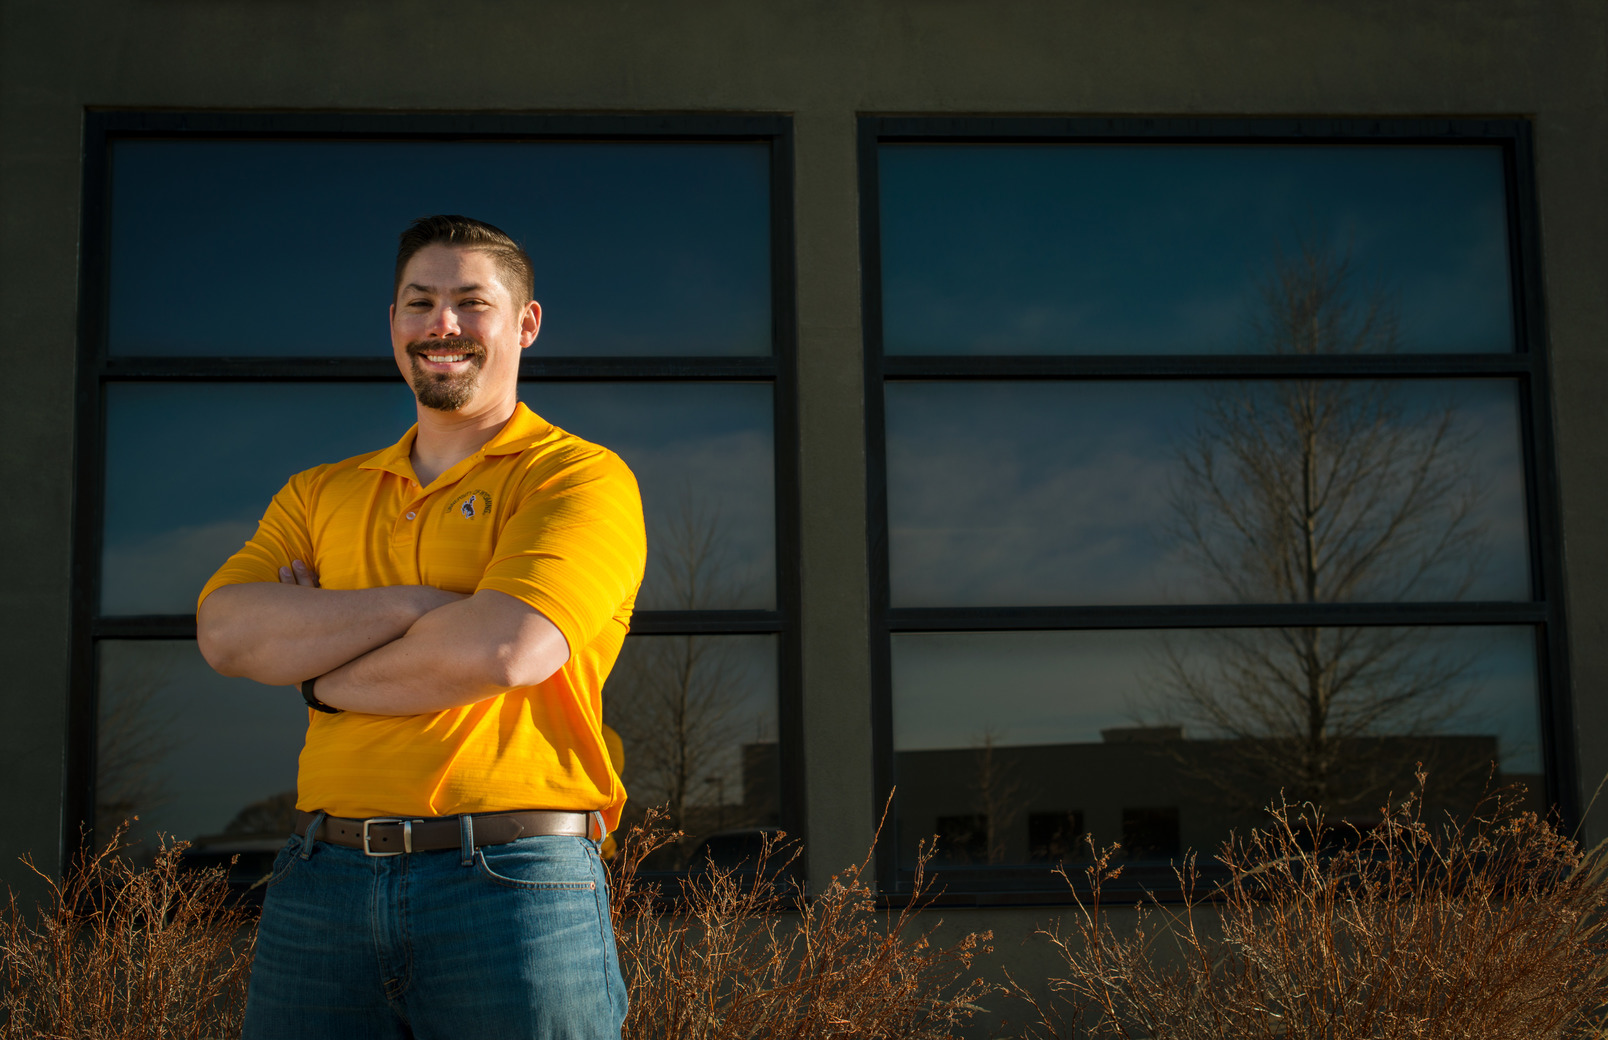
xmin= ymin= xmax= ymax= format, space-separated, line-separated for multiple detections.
xmin=73 ymin=114 xmax=800 ymax=882
xmin=861 ymin=118 xmax=1571 ymax=896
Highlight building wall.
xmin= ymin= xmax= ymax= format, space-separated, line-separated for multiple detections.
xmin=2 ymin=0 xmax=1605 ymax=969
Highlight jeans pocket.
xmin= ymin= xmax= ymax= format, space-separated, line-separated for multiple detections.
xmin=474 ymin=837 xmax=599 ymax=891
xmin=263 ymin=838 xmax=303 ymax=889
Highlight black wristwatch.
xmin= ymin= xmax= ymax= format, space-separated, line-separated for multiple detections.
xmin=301 ymin=676 xmax=341 ymax=714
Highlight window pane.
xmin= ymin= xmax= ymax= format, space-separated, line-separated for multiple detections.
xmin=101 ymin=383 xmax=418 ymax=615
xmin=602 ymin=634 xmax=780 ymax=869
xmin=103 ymin=382 xmax=775 ymax=615
xmin=524 ymin=382 xmax=775 ymax=610
xmin=886 ymin=379 xmax=1530 ymax=607
xmin=891 ymin=627 xmax=1543 ymax=871
xmin=97 ymin=640 xmax=305 ymax=866
xmin=108 ymin=140 xmax=771 ymax=357
xmin=880 ymin=144 xmax=1513 ymax=355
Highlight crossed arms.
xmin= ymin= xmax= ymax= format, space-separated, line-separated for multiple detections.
xmin=196 ymin=559 xmax=571 ymax=716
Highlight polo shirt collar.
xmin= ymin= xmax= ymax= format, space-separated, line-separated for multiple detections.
xmin=358 ymin=402 xmax=554 ymax=481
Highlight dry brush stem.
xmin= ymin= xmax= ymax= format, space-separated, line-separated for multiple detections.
xmin=609 ymin=807 xmax=993 ymax=1040
xmin=1010 ymin=774 xmax=1608 ymax=1040
xmin=0 ymin=824 xmax=254 ymax=1040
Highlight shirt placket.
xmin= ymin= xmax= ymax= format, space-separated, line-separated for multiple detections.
xmin=392 ymin=481 xmax=429 ymax=584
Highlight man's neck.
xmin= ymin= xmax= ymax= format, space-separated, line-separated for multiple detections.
xmin=410 ymin=395 xmax=518 ymax=487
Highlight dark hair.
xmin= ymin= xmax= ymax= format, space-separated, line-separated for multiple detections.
xmin=393 ymin=215 xmax=535 ymax=304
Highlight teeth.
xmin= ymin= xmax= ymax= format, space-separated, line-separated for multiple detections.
xmin=426 ymin=354 xmax=467 ymax=363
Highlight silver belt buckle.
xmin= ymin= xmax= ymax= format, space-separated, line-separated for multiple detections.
xmin=362 ymin=817 xmax=412 ymax=856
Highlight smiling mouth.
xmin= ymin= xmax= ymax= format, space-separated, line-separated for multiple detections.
xmin=408 ymin=339 xmax=485 ymax=367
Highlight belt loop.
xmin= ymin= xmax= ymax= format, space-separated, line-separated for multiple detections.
xmin=590 ymin=810 xmax=608 ymax=848
xmin=458 ymin=813 xmax=475 ymax=866
xmin=300 ymin=811 xmax=326 ymax=860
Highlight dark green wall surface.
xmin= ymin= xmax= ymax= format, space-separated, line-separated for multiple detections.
xmin=2 ymin=6 xmax=1604 ymax=1010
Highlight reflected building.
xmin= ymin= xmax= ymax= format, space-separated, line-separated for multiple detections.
xmin=886 ymin=727 xmax=1542 ymax=869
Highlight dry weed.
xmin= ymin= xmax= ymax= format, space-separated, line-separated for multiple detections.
xmin=1009 ymin=772 xmax=1608 ymax=1040
xmin=0 ymin=825 xmax=254 ymax=1040
xmin=610 ymin=808 xmax=993 ymax=1040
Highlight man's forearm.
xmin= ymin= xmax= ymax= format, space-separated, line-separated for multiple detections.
xmin=313 ymin=589 xmax=570 ymax=716
xmin=198 ymin=581 xmax=465 ymax=686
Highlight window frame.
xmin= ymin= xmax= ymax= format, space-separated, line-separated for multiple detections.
xmin=69 ymin=111 xmax=803 ymax=872
xmin=858 ymin=115 xmax=1574 ymax=901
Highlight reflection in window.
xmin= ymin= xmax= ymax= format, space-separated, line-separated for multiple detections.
xmin=1028 ymin=811 xmax=1084 ymax=862
xmin=880 ymin=144 xmax=1513 ymax=355
xmin=1121 ymin=808 xmax=1181 ymax=860
xmin=109 ymin=140 xmax=771 ymax=357
xmin=101 ymin=383 xmax=418 ymax=616
xmin=97 ymin=641 xmax=306 ymax=867
xmin=525 ymin=382 xmax=776 ymax=610
xmin=103 ymin=382 xmax=776 ymax=615
xmin=891 ymin=627 xmax=1543 ymax=870
xmin=933 ymin=815 xmax=988 ymax=864
xmin=888 ymin=378 xmax=1529 ymax=607
xmin=602 ymin=634 xmax=779 ymax=870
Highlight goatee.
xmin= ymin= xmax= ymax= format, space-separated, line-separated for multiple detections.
xmin=407 ymin=337 xmax=485 ymax=411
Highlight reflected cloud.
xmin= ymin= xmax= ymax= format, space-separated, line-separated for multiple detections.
xmin=887 ymin=380 xmax=1529 ymax=608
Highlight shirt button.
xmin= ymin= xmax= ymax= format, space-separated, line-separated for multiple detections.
xmin=406 ymin=511 xmax=417 ymax=520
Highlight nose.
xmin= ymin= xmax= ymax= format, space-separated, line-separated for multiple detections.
xmin=428 ymin=304 xmax=462 ymax=337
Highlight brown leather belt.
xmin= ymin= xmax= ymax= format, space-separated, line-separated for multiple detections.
xmin=294 ymin=809 xmax=591 ymax=856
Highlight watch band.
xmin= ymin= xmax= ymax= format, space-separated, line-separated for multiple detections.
xmin=301 ymin=676 xmax=341 ymax=714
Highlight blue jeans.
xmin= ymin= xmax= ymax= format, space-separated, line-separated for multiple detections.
xmin=242 ymin=819 xmax=627 ymax=1040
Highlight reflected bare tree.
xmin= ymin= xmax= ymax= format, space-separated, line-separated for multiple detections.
xmin=972 ymin=729 xmax=1024 ymax=865
xmin=1152 ymin=241 xmax=1490 ymax=814
xmin=96 ymin=656 xmax=179 ymax=836
xmin=605 ymin=493 xmax=761 ymax=864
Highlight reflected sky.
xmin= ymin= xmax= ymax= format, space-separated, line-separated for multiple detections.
xmin=880 ymin=144 xmax=1513 ymax=355
xmin=891 ymin=627 xmax=1542 ymax=774
xmin=886 ymin=379 xmax=1530 ymax=607
xmin=522 ymin=382 xmax=775 ymax=610
xmin=103 ymin=382 xmax=774 ymax=615
xmin=98 ymin=640 xmax=306 ymax=849
xmin=108 ymin=140 xmax=770 ymax=357
xmin=102 ymin=383 xmax=419 ymax=615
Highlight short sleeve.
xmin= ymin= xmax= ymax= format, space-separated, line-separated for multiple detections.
xmin=477 ymin=448 xmax=647 ymax=655
xmin=196 ymin=469 xmax=321 ymax=612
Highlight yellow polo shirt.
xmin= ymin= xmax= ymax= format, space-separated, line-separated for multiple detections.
xmin=198 ymin=403 xmax=645 ymax=829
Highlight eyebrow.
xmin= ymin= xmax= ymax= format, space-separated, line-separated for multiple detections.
xmin=401 ymin=282 xmax=490 ymax=297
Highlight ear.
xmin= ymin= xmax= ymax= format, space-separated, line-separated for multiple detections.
xmin=520 ymin=300 xmax=542 ymax=350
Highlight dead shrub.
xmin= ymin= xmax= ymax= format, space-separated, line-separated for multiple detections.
xmin=1009 ymin=773 xmax=1608 ymax=1039
xmin=609 ymin=808 xmax=993 ymax=1039
xmin=0 ymin=825 xmax=254 ymax=1040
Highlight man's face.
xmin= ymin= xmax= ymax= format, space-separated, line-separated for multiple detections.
xmin=390 ymin=245 xmax=540 ymax=414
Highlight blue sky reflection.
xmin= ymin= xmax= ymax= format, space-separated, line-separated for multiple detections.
xmin=108 ymin=140 xmax=770 ymax=357
xmin=880 ymin=144 xmax=1513 ymax=355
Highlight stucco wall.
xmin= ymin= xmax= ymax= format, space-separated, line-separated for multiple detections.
xmin=2 ymin=1 xmax=1604 ymax=968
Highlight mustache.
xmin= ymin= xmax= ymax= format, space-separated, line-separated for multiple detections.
xmin=406 ymin=337 xmax=486 ymax=359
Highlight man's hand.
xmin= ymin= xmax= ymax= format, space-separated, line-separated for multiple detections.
xmin=312 ymin=589 xmax=571 ymax=716
xmin=197 ymin=561 xmax=468 ymax=687
xmin=278 ymin=558 xmax=321 ymax=588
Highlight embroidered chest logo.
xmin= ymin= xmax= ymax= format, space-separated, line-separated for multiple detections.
xmin=454 ymin=489 xmax=493 ymax=520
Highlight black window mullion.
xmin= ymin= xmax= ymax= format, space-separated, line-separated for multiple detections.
xmin=1509 ymin=123 xmax=1578 ymax=827
xmin=102 ymin=356 xmax=779 ymax=382
xmin=858 ymin=117 xmax=902 ymax=894
xmin=883 ymin=354 xmax=1534 ymax=380
xmin=887 ymin=602 xmax=1548 ymax=633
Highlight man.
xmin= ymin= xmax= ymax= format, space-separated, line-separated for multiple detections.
xmin=197 ymin=215 xmax=644 ymax=1039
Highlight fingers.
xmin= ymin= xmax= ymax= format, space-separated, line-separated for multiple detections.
xmin=277 ymin=559 xmax=322 ymax=588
